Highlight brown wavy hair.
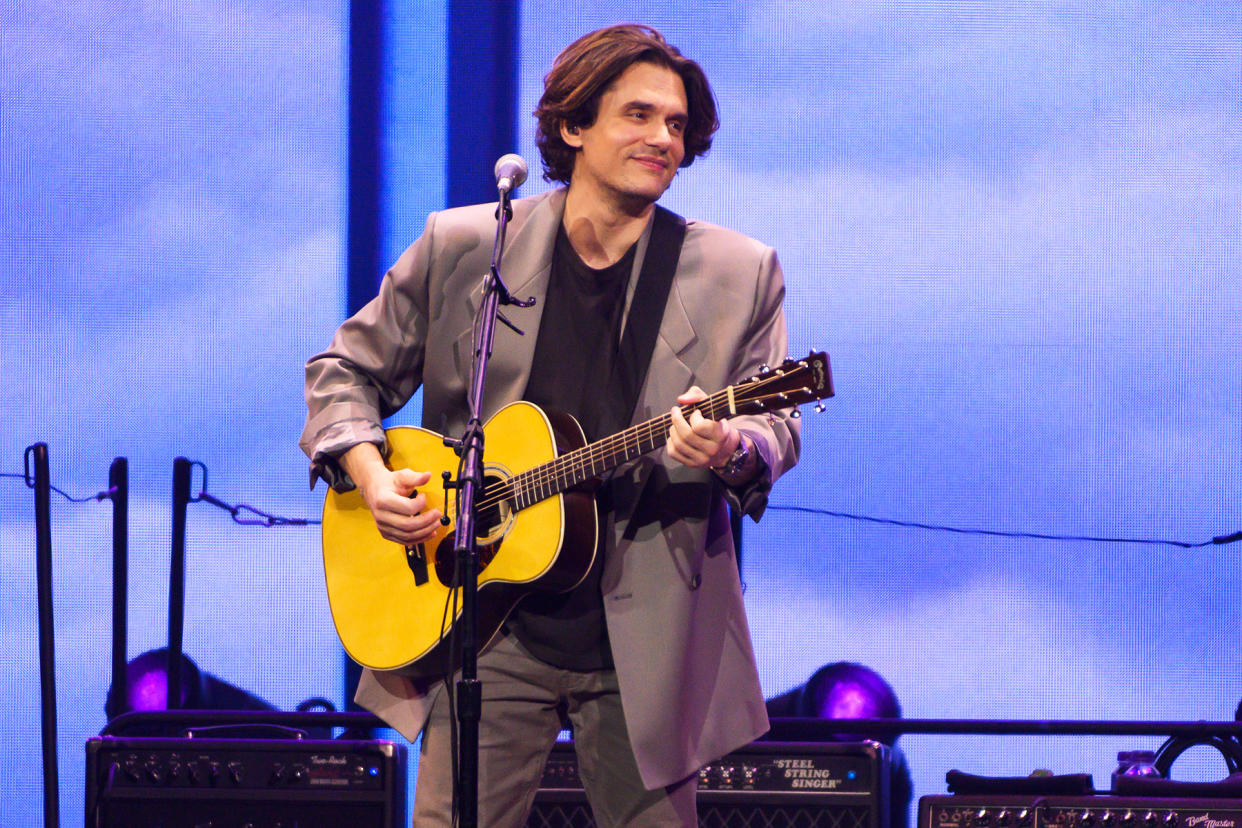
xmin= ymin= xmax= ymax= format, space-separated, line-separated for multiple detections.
xmin=535 ymin=24 xmax=720 ymax=185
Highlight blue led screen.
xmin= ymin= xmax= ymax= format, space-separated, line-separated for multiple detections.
xmin=3 ymin=2 xmax=1240 ymax=824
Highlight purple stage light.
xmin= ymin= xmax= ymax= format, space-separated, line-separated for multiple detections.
xmin=106 ymin=647 xmax=275 ymax=719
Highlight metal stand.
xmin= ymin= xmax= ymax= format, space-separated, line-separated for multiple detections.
xmin=451 ymin=178 xmax=534 ymax=827
xmin=28 ymin=443 xmax=59 ymax=828
xmin=108 ymin=458 xmax=129 ymax=718
xmin=167 ymin=457 xmax=193 ymax=709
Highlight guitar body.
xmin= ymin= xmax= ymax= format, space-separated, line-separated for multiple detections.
xmin=321 ymin=401 xmax=599 ymax=676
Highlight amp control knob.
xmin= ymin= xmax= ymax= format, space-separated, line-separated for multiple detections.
xmin=144 ymin=761 xmax=163 ymax=784
xmin=967 ymin=808 xmax=990 ymax=828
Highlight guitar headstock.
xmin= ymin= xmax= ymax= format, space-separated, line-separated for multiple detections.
xmin=731 ymin=351 xmax=833 ymax=417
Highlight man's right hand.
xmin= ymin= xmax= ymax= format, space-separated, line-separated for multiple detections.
xmin=340 ymin=442 xmax=443 ymax=546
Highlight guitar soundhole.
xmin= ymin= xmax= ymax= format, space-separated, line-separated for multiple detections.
xmin=475 ymin=471 xmax=513 ymax=541
xmin=432 ymin=471 xmax=514 ymax=587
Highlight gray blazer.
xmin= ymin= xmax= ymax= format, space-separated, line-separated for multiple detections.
xmin=301 ymin=187 xmax=801 ymax=789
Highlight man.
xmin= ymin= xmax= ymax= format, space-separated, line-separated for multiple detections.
xmin=302 ymin=24 xmax=800 ymax=827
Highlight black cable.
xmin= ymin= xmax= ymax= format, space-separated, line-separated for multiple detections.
xmin=5 ymin=463 xmax=320 ymax=526
xmin=185 ymin=461 xmax=320 ymax=526
xmin=769 ymin=504 xmax=1236 ymax=548
xmin=10 ymin=467 xmax=1232 ymax=547
xmin=1 ymin=471 xmax=115 ymax=503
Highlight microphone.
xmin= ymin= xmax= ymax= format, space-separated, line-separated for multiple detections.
xmin=494 ymin=154 xmax=528 ymax=194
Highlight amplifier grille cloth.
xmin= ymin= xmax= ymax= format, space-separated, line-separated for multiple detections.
xmin=527 ymin=800 xmax=874 ymax=828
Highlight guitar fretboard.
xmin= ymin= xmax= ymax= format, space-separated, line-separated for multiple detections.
xmin=472 ymin=352 xmax=825 ymax=517
xmin=492 ymin=388 xmax=739 ymax=513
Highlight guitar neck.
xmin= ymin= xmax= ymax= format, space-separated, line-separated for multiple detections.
xmin=500 ymin=351 xmax=832 ymax=512
xmin=509 ymin=389 xmax=739 ymax=511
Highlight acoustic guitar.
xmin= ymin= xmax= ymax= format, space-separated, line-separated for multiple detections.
xmin=321 ymin=352 xmax=832 ymax=675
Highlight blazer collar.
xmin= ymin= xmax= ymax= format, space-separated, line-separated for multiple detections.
xmin=464 ymin=188 xmax=698 ymax=422
xmin=464 ymin=189 xmax=565 ymax=418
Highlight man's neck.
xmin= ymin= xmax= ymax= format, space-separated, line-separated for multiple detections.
xmin=562 ymin=185 xmax=656 ymax=269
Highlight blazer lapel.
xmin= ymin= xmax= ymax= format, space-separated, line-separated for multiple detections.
xmin=452 ymin=189 xmax=702 ymax=426
xmin=451 ymin=189 xmax=566 ymax=420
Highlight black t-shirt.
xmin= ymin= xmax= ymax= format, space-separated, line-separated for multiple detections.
xmin=504 ymin=225 xmax=638 ymax=671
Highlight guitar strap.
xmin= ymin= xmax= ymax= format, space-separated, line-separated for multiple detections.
xmin=608 ymin=204 xmax=686 ymax=428
xmin=504 ymin=206 xmax=686 ymax=672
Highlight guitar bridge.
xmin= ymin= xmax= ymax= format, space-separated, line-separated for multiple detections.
xmin=406 ymin=543 xmax=429 ymax=586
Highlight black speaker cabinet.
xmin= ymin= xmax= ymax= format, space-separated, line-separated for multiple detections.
xmin=85 ymin=735 xmax=406 ymax=828
xmin=528 ymin=740 xmax=893 ymax=828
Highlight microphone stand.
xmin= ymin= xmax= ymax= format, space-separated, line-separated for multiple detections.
xmin=452 ymin=180 xmax=533 ymax=828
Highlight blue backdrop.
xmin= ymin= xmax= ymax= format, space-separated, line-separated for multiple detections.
xmin=3 ymin=2 xmax=1240 ymax=825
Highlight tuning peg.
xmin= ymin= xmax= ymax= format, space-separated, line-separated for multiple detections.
xmin=790 ymin=407 xmax=801 ymax=419
xmin=759 ymin=363 xmax=770 ymax=373
xmin=814 ymin=402 xmax=826 ymax=413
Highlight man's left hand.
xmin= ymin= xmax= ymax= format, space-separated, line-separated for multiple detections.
xmin=667 ymin=386 xmax=741 ymax=469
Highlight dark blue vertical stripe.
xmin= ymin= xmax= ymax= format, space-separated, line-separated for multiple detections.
xmin=343 ymin=0 xmax=521 ymax=713
xmin=347 ymin=0 xmax=387 ymax=316
xmin=446 ymin=1 xmax=519 ymax=208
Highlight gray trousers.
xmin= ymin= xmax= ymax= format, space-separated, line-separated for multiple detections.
xmin=412 ymin=632 xmax=697 ymax=827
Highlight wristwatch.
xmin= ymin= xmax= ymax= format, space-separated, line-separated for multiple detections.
xmin=712 ymin=434 xmax=751 ymax=477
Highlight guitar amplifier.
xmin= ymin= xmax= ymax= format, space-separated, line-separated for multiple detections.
xmin=529 ymin=740 xmax=894 ymax=828
xmin=85 ymin=735 xmax=406 ymax=827
xmin=1043 ymin=796 xmax=1242 ymax=828
xmin=920 ymin=794 xmax=1242 ymax=828
xmin=920 ymin=793 xmax=1044 ymax=828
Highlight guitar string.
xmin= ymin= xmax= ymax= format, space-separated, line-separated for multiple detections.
xmin=473 ymin=396 xmax=711 ymax=513
xmin=490 ymin=400 xmax=687 ymax=507
xmin=473 ymin=407 xmax=677 ymax=512
xmin=475 ymin=366 xmax=817 ymax=513
xmin=533 ymin=363 xmax=815 ymax=496
xmin=477 ymin=384 xmax=738 ymax=512
xmin=541 ymin=380 xmax=748 ymax=486
xmin=472 ymin=366 xmax=814 ymax=514
xmin=480 ymin=373 xmax=808 ymax=514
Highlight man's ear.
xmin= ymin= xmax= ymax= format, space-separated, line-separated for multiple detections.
xmin=560 ymin=121 xmax=583 ymax=147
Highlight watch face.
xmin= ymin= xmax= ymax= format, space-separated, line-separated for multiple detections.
xmin=718 ymin=440 xmax=748 ymax=474
xmin=734 ymin=438 xmax=750 ymax=462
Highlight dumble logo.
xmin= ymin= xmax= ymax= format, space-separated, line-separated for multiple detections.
xmin=1186 ymin=815 xmax=1234 ymax=828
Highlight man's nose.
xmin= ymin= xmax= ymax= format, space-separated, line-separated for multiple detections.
xmin=646 ymin=122 xmax=673 ymax=148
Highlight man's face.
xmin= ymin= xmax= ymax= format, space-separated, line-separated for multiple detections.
xmin=563 ymin=61 xmax=689 ymax=208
